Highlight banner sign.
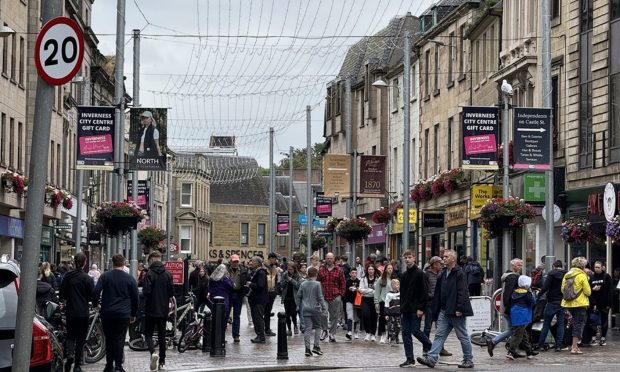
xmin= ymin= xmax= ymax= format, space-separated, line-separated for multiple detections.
xmin=315 ymin=194 xmax=333 ymax=217
xmin=128 ymin=108 xmax=167 ymax=171
xmin=208 ymin=247 xmax=268 ymax=261
xmin=366 ymin=223 xmax=385 ymax=245
xmin=164 ymin=261 xmax=184 ymax=285
xmin=446 ymin=203 xmax=468 ymax=228
xmin=523 ymin=173 xmax=546 ymax=203
xmin=513 ymin=107 xmax=552 ymax=170
xmin=276 ymin=214 xmax=290 ymax=234
xmin=76 ymin=106 xmax=115 ymax=170
xmin=359 ymin=155 xmax=386 ymax=196
xmin=470 ymin=184 xmax=502 ymax=218
xmin=323 ymin=154 xmax=351 ymax=197
xmin=127 ymin=180 xmax=149 ymax=210
xmin=461 ymin=106 xmax=499 ymax=170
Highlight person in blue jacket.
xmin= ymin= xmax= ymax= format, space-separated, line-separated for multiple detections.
xmin=507 ymin=275 xmax=538 ymax=359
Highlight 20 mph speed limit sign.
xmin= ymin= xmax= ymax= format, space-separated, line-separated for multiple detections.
xmin=34 ymin=17 xmax=84 ymax=86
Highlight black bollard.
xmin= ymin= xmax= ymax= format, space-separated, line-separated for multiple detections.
xmin=210 ymin=296 xmax=226 ymax=357
xmin=276 ymin=311 xmax=288 ymax=360
xmin=201 ymin=306 xmax=212 ymax=353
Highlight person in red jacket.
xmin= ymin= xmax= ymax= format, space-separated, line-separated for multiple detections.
xmin=317 ymin=252 xmax=346 ymax=342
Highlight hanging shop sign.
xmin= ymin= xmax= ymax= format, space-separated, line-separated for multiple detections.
xmin=76 ymin=106 xmax=115 ymax=170
xmin=470 ymin=185 xmax=502 ymax=219
xmin=523 ymin=173 xmax=546 ymax=203
xmin=323 ymin=154 xmax=351 ymax=197
xmin=461 ymin=106 xmax=500 ymax=170
xmin=276 ymin=214 xmax=290 ymax=234
xmin=126 ymin=180 xmax=150 ymax=210
xmin=128 ymin=108 xmax=168 ymax=171
xmin=315 ymin=194 xmax=333 ymax=217
xmin=513 ymin=107 xmax=552 ymax=170
xmin=423 ymin=213 xmax=445 ymax=229
xmin=446 ymin=203 xmax=468 ymax=228
xmin=396 ymin=208 xmax=417 ymax=224
xmin=359 ymin=155 xmax=386 ymax=196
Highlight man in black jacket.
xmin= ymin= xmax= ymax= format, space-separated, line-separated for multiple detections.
xmin=60 ymin=252 xmax=94 ymax=372
xmin=585 ymin=260 xmax=614 ymax=346
xmin=417 ymin=249 xmax=474 ymax=369
xmin=535 ymin=259 xmax=566 ymax=351
xmin=247 ymin=256 xmax=269 ymax=343
xmin=228 ymin=254 xmax=249 ymax=342
xmin=93 ymin=254 xmax=139 ymax=372
xmin=398 ymin=250 xmax=432 ymax=368
xmin=143 ymin=251 xmax=173 ymax=371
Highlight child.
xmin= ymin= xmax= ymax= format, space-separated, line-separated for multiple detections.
xmin=296 ymin=266 xmax=328 ymax=357
xmin=508 ymin=275 xmax=538 ymax=359
xmin=345 ymin=267 xmax=361 ymax=340
xmin=384 ymin=278 xmax=401 ymax=345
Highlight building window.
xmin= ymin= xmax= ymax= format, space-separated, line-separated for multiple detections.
xmin=552 ymin=0 xmax=561 ymax=20
xmin=279 ymin=235 xmax=286 ymax=248
xmin=433 ymin=124 xmax=439 ymax=174
xmin=0 ymin=113 xmax=5 ymax=164
xmin=551 ymin=76 xmax=560 ymax=152
xmin=393 ymin=146 xmax=398 ymax=194
xmin=10 ymin=33 xmax=16 ymax=80
xmin=257 ymin=223 xmax=266 ymax=245
xmin=8 ymin=118 xmax=14 ymax=169
xmin=19 ymin=37 xmax=24 ymax=86
xmin=50 ymin=140 xmax=55 ymax=183
xmin=448 ymin=32 xmax=454 ymax=85
xmin=579 ymin=0 xmax=593 ymax=168
xmin=610 ymin=13 xmax=620 ymax=161
xmin=326 ymin=87 xmax=332 ymax=119
xmin=372 ymin=145 xmax=376 ymax=155
xmin=459 ymin=25 xmax=465 ymax=76
xmin=433 ymin=47 xmax=439 ymax=93
xmin=180 ymin=226 xmax=192 ymax=253
xmin=424 ymin=50 xmax=430 ymax=97
xmin=392 ymin=77 xmax=399 ymax=108
xmin=240 ymin=223 xmax=249 ymax=245
xmin=482 ymin=32 xmax=487 ymax=81
xmin=411 ymin=64 xmax=417 ymax=99
xmin=2 ymin=24 xmax=7 ymax=75
xmin=335 ymin=81 xmax=341 ymax=115
xmin=613 ymin=0 xmax=620 ymax=20
xmin=56 ymin=143 xmax=61 ymax=188
xmin=424 ymin=129 xmax=429 ymax=178
xmin=181 ymin=183 xmax=192 ymax=206
xmin=447 ymin=117 xmax=453 ymax=169
xmin=209 ymin=225 xmax=213 ymax=244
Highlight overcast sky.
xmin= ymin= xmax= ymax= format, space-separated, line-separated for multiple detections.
xmin=91 ymin=0 xmax=436 ymax=167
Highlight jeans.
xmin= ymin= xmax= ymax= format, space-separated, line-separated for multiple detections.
xmin=251 ymin=303 xmax=266 ymax=339
xmin=423 ymin=302 xmax=434 ymax=339
xmin=321 ymin=296 xmax=343 ymax=335
xmin=345 ymin=302 xmax=359 ymax=329
xmin=264 ymin=292 xmax=277 ymax=331
xmin=491 ymin=315 xmax=512 ymax=345
xmin=401 ymin=312 xmax=432 ymax=360
xmin=145 ymin=316 xmax=167 ymax=363
xmin=283 ymin=298 xmax=298 ymax=331
xmin=229 ymin=292 xmax=243 ymax=338
xmin=538 ymin=302 xmax=565 ymax=349
xmin=426 ymin=310 xmax=473 ymax=364
xmin=299 ymin=302 xmax=305 ymax=333
xmin=102 ymin=317 xmax=130 ymax=369
xmin=65 ymin=316 xmax=88 ymax=366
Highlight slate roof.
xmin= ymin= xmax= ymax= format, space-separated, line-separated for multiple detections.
xmin=210 ymin=174 xmax=269 ymax=206
xmin=419 ymin=0 xmax=480 ymax=34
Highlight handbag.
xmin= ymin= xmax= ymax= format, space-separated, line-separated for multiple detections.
xmin=354 ymin=291 xmax=363 ymax=308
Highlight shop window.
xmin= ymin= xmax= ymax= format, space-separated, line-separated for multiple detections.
xmin=257 ymin=223 xmax=265 ymax=245
xmin=240 ymin=223 xmax=249 ymax=245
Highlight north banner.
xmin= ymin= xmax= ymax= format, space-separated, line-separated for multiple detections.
xmin=76 ymin=106 xmax=115 ymax=170
xmin=461 ymin=106 xmax=499 ymax=170
xmin=129 ymin=108 xmax=167 ymax=171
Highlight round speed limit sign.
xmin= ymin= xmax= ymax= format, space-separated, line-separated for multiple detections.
xmin=34 ymin=17 xmax=84 ymax=86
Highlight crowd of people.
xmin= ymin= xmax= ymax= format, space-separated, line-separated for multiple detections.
xmin=37 ymin=248 xmax=620 ymax=371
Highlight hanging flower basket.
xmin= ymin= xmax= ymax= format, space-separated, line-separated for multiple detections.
xmin=605 ymin=215 xmax=620 ymax=244
xmin=95 ymin=201 xmax=145 ymax=235
xmin=299 ymin=232 xmax=327 ymax=251
xmin=326 ymin=217 xmax=339 ymax=233
xmin=561 ymin=217 xmax=593 ymax=244
xmin=138 ymin=226 xmax=167 ymax=254
xmin=102 ymin=216 xmax=140 ymax=236
xmin=391 ymin=201 xmax=403 ymax=216
xmin=443 ymin=168 xmax=466 ymax=192
xmin=336 ymin=217 xmax=372 ymax=243
xmin=1 ymin=172 xmax=27 ymax=195
xmin=372 ymin=208 xmax=391 ymax=224
xmin=479 ymin=197 xmax=537 ymax=239
xmin=431 ymin=177 xmax=445 ymax=197
xmin=417 ymin=181 xmax=432 ymax=201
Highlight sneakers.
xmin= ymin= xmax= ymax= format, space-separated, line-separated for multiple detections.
xmin=371 ymin=335 xmax=376 ymax=342
xmin=354 ymin=331 xmax=359 ymax=339
xmin=150 ymin=353 xmax=159 ymax=371
xmin=233 ymin=337 xmax=240 ymax=343
xmin=329 ymin=335 xmax=336 ymax=342
xmin=506 ymin=350 xmax=525 ymax=359
xmin=346 ymin=331 xmax=352 ymax=340
xmin=265 ymin=330 xmax=276 ymax=337
xmin=416 ymin=356 xmax=436 ymax=368
xmin=320 ymin=330 xmax=328 ymax=340
xmin=312 ymin=346 xmax=324 ymax=355
xmin=526 ymin=349 xmax=539 ymax=359
xmin=250 ymin=337 xmax=266 ymax=343
xmin=286 ymin=330 xmax=292 ymax=336
xmin=364 ymin=333 xmax=371 ymax=341
xmin=600 ymin=337 xmax=607 ymax=346
xmin=399 ymin=359 xmax=415 ymax=368
xmin=457 ymin=360 xmax=474 ymax=369
xmin=439 ymin=348 xmax=452 ymax=357
xmin=380 ymin=334 xmax=387 ymax=344
xmin=294 ymin=326 xmax=300 ymax=335
xmin=158 ymin=363 xmax=165 ymax=371
xmin=305 ymin=348 xmax=313 ymax=357
xmin=486 ymin=339 xmax=496 ymax=357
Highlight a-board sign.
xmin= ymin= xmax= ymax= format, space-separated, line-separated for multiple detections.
xmin=467 ymin=296 xmax=493 ymax=335
xmin=164 ymin=261 xmax=184 ymax=285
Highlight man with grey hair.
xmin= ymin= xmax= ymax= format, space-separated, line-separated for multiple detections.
xmin=246 ymin=256 xmax=268 ymax=343
xmin=487 ymin=258 xmax=523 ymax=357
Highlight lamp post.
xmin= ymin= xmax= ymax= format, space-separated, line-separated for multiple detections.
xmin=501 ymin=81 xmax=513 ymax=273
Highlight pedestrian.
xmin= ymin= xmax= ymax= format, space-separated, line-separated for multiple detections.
xmin=137 ymin=262 xmax=147 ymax=287
xmin=359 ymin=264 xmax=378 ymax=341
xmin=344 ymin=267 xmax=361 ymax=340
xmin=384 ymin=278 xmax=401 ymax=345
xmin=88 ymin=264 xmax=101 ymax=285
xmin=375 ymin=263 xmax=394 ymax=343
xmin=487 ymin=258 xmax=522 ymax=357
xmin=417 ymin=249 xmax=474 ymax=369
xmin=297 ymin=262 xmax=308 ymax=333
xmin=317 ymin=252 xmax=346 ymax=342
xmin=535 ymin=259 xmax=567 ymax=352
xmin=507 ymin=275 xmax=538 ymax=359
xmin=464 ymin=256 xmax=484 ymax=296
xmin=310 ymin=254 xmax=321 ymax=271
xmin=561 ymin=256 xmax=592 ymax=355
xmin=40 ymin=262 xmax=57 ymax=291
xmin=264 ymin=252 xmax=282 ymax=337
xmin=584 ymin=260 xmax=613 ymax=346
xmin=355 ymin=256 xmax=365 ymax=278
xmin=280 ymin=262 xmax=301 ymax=336
xmin=246 ymin=256 xmax=268 ymax=343
xmin=341 ymin=255 xmax=352 ymax=279
xmin=192 ymin=266 xmax=210 ymax=312
xmin=209 ymin=264 xmax=234 ymax=339
xmin=142 ymin=251 xmax=173 ymax=371
xmin=296 ymin=266 xmax=327 ymax=357
xmin=59 ymin=252 xmax=94 ymax=372
xmin=188 ymin=261 xmax=203 ymax=291
xmin=92 ymin=254 xmax=139 ymax=372
xmin=398 ymin=250 xmax=432 ymax=367
xmin=227 ymin=254 xmax=249 ymax=342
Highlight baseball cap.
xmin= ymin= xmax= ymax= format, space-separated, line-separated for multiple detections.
xmin=230 ymin=254 xmax=240 ymax=262
xmin=428 ymin=256 xmax=442 ymax=265
xmin=141 ymin=110 xmax=153 ymax=118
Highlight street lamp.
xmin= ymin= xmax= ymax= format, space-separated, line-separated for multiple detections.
xmin=501 ymin=80 xmax=513 ymax=273
xmin=0 ymin=26 xmax=15 ymax=38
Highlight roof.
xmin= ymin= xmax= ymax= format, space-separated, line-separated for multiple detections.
xmin=418 ymin=0 xmax=480 ymax=34
xmin=210 ymin=175 xmax=269 ymax=206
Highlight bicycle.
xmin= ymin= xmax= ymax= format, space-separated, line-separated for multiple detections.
xmin=177 ymin=306 xmax=210 ymax=353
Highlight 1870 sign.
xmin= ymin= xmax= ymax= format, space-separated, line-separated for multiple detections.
xmin=359 ymin=155 xmax=385 ymax=196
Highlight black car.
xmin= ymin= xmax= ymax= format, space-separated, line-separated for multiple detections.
xmin=0 ymin=258 xmax=63 ymax=371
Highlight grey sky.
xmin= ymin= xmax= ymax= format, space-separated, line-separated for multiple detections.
xmin=92 ymin=0 xmax=436 ymax=166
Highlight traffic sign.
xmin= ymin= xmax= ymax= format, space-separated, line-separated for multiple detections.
xmin=164 ymin=261 xmax=184 ymax=285
xmin=512 ymin=107 xmax=552 ymax=170
xmin=493 ymin=291 xmax=502 ymax=313
xmin=34 ymin=17 xmax=84 ymax=86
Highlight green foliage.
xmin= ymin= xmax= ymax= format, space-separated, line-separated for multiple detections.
xmin=299 ymin=232 xmax=327 ymax=251
xmin=278 ymin=143 xmax=325 ymax=170
xmin=138 ymin=226 xmax=167 ymax=248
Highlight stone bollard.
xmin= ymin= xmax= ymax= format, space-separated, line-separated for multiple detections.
xmin=210 ymin=296 xmax=226 ymax=357
xmin=201 ymin=305 xmax=212 ymax=353
xmin=276 ymin=311 xmax=288 ymax=360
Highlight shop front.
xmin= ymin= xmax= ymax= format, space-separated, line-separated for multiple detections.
xmin=0 ymin=215 xmax=23 ymax=259
xmin=445 ymin=202 xmax=468 ymax=260
xmin=366 ymin=223 xmax=386 ymax=257
xmin=421 ymin=212 xmax=445 ymax=264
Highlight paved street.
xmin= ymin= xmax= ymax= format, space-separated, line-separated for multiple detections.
xmin=79 ymin=301 xmax=620 ymax=371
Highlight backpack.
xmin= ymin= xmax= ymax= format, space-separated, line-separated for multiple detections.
xmin=531 ymin=268 xmax=543 ymax=288
xmin=562 ymin=276 xmax=581 ymax=301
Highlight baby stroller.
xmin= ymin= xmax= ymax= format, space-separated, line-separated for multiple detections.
xmin=385 ymin=302 xmax=401 ymax=345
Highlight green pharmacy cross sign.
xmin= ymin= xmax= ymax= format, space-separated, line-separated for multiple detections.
xmin=524 ymin=173 xmax=546 ymax=203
